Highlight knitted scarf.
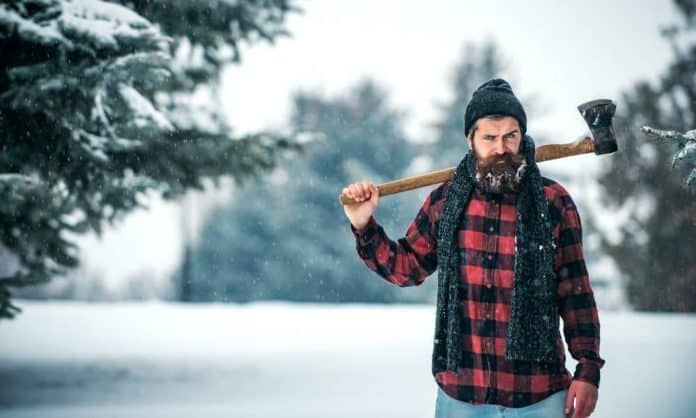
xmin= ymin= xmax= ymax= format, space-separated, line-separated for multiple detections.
xmin=432 ymin=135 xmax=558 ymax=375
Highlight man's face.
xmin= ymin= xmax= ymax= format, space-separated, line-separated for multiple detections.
xmin=467 ymin=116 xmax=522 ymax=159
xmin=467 ymin=116 xmax=526 ymax=193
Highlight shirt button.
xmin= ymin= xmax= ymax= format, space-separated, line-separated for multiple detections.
xmin=486 ymin=282 xmax=492 ymax=289
xmin=488 ymin=226 xmax=494 ymax=232
xmin=487 ymin=255 xmax=493 ymax=260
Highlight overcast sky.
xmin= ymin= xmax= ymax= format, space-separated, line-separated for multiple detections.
xmin=78 ymin=0 xmax=681 ymax=289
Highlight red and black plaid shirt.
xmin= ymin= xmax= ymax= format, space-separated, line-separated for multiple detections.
xmin=350 ymin=177 xmax=605 ymax=407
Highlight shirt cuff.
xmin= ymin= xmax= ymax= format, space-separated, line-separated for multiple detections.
xmin=350 ymin=215 xmax=380 ymax=259
xmin=350 ymin=215 xmax=378 ymax=241
xmin=573 ymin=361 xmax=601 ymax=388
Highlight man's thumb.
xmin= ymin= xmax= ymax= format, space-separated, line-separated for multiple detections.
xmin=565 ymin=390 xmax=574 ymax=414
xmin=369 ymin=184 xmax=379 ymax=203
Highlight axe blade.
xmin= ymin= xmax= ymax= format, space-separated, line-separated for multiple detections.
xmin=578 ymin=99 xmax=618 ymax=155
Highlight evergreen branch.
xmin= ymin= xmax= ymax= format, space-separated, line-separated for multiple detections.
xmin=641 ymin=125 xmax=694 ymax=147
xmin=642 ymin=126 xmax=696 ymax=191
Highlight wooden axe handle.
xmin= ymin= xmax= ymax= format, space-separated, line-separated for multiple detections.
xmin=339 ymin=137 xmax=595 ymax=205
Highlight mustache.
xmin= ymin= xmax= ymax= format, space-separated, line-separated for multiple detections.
xmin=477 ymin=152 xmax=525 ymax=171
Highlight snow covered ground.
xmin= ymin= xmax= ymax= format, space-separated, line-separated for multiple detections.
xmin=1 ymin=301 xmax=695 ymax=418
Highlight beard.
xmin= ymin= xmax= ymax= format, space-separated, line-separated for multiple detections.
xmin=474 ymin=149 xmax=527 ymax=193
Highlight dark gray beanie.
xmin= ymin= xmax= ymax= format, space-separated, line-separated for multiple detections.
xmin=464 ymin=78 xmax=527 ymax=137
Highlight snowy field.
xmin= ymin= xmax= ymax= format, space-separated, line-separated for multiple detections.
xmin=1 ymin=301 xmax=695 ymax=418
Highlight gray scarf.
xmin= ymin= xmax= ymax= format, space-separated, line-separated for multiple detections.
xmin=432 ymin=135 xmax=558 ymax=375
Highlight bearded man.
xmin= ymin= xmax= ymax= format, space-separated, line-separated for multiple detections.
xmin=342 ymin=79 xmax=605 ymax=418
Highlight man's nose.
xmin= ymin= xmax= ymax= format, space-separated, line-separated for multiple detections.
xmin=492 ymin=140 xmax=506 ymax=155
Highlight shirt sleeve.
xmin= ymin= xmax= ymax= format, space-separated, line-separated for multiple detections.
xmin=349 ymin=185 xmax=443 ymax=287
xmin=554 ymin=192 xmax=606 ymax=388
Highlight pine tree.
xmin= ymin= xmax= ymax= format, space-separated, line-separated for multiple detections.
xmin=594 ymin=1 xmax=696 ymax=311
xmin=179 ymin=81 xmax=426 ymax=303
xmin=0 ymin=0 xmax=300 ymax=318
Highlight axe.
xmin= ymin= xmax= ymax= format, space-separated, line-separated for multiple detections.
xmin=339 ymin=99 xmax=617 ymax=205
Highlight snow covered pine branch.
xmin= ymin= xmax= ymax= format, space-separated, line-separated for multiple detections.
xmin=642 ymin=126 xmax=696 ymax=190
xmin=0 ymin=0 xmax=301 ymax=319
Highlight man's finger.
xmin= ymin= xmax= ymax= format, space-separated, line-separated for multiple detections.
xmin=356 ymin=183 xmax=367 ymax=199
xmin=355 ymin=182 xmax=363 ymax=195
xmin=572 ymin=398 xmax=588 ymax=418
xmin=565 ymin=390 xmax=574 ymax=415
xmin=571 ymin=398 xmax=583 ymax=418
xmin=587 ymin=394 xmax=597 ymax=415
xmin=362 ymin=182 xmax=372 ymax=197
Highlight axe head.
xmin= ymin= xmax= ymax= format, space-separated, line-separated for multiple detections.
xmin=578 ymin=99 xmax=618 ymax=155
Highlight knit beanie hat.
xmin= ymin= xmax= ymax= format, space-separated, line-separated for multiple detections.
xmin=464 ymin=78 xmax=527 ymax=137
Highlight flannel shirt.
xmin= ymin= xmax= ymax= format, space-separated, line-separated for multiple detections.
xmin=349 ymin=178 xmax=605 ymax=407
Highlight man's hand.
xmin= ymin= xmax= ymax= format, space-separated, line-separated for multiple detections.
xmin=342 ymin=180 xmax=379 ymax=230
xmin=565 ymin=380 xmax=598 ymax=418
